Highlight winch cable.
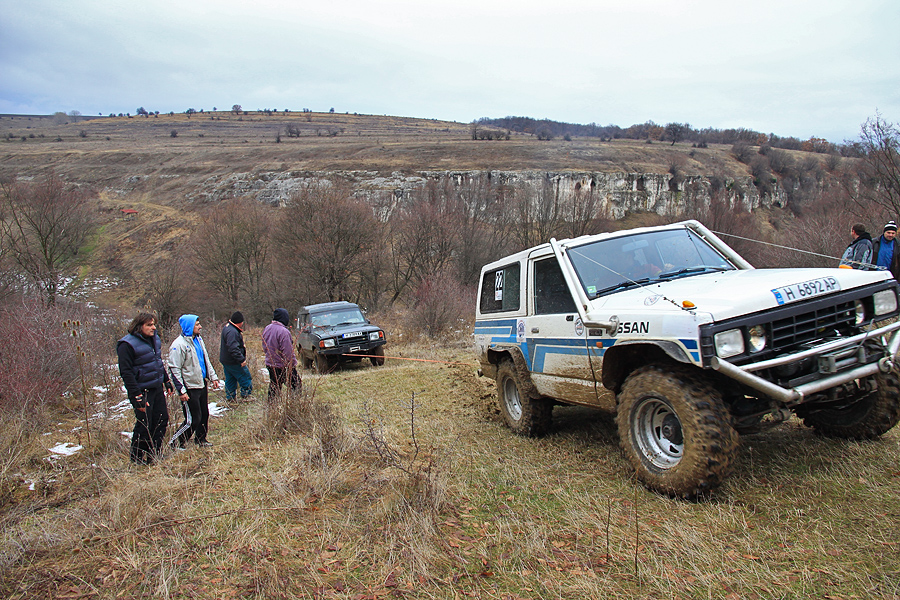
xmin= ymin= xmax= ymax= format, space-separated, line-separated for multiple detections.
xmin=336 ymin=353 xmax=477 ymax=366
xmin=711 ymin=230 xmax=854 ymax=266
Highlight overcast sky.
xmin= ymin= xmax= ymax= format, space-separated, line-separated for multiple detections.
xmin=1 ymin=0 xmax=897 ymax=142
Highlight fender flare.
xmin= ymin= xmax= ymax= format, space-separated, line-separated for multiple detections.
xmin=487 ymin=344 xmax=541 ymax=400
xmin=600 ymin=340 xmax=694 ymax=392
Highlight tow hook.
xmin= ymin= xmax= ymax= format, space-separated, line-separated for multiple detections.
xmin=879 ymin=357 xmax=894 ymax=373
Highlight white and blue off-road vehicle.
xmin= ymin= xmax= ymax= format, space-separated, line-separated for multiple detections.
xmin=474 ymin=220 xmax=900 ymax=496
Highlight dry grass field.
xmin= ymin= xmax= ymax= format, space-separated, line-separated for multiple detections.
xmin=1 ymin=325 xmax=899 ymax=599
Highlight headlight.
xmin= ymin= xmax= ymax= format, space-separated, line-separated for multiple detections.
xmin=873 ymin=290 xmax=898 ymax=316
xmin=369 ymin=331 xmax=384 ymax=341
xmin=319 ymin=339 xmax=336 ymax=348
xmin=715 ymin=329 xmax=744 ymax=359
xmin=747 ymin=325 xmax=766 ymax=353
xmin=855 ymin=300 xmax=866 ymax=325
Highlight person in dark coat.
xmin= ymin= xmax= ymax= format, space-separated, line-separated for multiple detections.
xmin=872 ymin=220 xmax=900 ymax=280
xmin=117 ymin=312 xmax=174 ymax=464
xmin=219 ymin=311 xmax=253 ymax=401
xmin=838 ymin=223 xmax=874 ymax=270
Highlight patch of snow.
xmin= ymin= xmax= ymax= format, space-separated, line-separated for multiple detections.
xmin=48 ymin=442 xmax=83 ymax=456
xmin=208 ymin=402 xmax=228 ymax=417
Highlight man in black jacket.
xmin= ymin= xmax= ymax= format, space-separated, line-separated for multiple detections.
xmin=117 ymin=312 xmax=174 ymax=464
xmin=219 ymin=311 xmax=253 ymax=401
xmin=872 ymin=221 xmax=900 ymax=280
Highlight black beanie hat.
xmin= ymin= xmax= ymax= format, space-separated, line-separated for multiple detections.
xmin=273 ymin=308 xmax=289 ymax=326
xmin=885 ymin=221 xmax=898 ymax=233
xmin=230 ymin=311 xmax=244 ymax=324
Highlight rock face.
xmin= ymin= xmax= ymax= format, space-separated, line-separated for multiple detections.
xmin=188 ymin=169 xmax=783 ymax=217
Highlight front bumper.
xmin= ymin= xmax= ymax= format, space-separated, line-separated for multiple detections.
xmin=318 ymin=339 xmax=386 ymax=358
xmin=710 ymin=320 xmax=900 ymax=405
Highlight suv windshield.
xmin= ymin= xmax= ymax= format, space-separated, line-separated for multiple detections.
xmin=310 ymin=308 xmax=366 ymax=327
xmin=568 ymin=228 xmax=735 ymax=299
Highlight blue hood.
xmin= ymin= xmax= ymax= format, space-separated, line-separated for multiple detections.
xmin=179 ymin=314 xmax=198 ymax=337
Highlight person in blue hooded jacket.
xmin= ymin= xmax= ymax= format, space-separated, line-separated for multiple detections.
xmin=167 ymin=314 xmax=221 ymax=448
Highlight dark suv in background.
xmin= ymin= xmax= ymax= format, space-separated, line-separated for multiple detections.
xmin=295 ymin=301 xmax=386 ymax=373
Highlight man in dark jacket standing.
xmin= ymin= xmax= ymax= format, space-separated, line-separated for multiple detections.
xmin=872 ymin=221 xmax=900 ymax=280
xmin=117 ymin=312 xmax=174 ymax=464
xmin=262 ymin=308 xmax=301 ymax=401
xmin=219 ymin=311 xmax=253 ymax=402
xmin=839 ymin=223 xmax=874 ymax=269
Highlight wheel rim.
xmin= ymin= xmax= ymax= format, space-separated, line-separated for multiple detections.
xmin=631 ymin=396 xmax=683 ymax=469
xmin=503 ymin=377 xmax=523 ymax=421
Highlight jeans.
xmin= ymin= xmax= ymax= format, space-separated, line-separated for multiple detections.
xmin=222 ymin=363 xmax=253 ymax=400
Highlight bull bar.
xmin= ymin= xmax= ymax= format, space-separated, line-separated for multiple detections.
xmin=709 ymin=320 xmax=900 ymax=405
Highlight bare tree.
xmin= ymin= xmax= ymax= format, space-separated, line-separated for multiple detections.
xmin=276 ymin=182 xmax=379 ymax=302
xmin=513 ymin=177 xmax=563 ymax=249
xmin=191 ymin=198 xmax=273 ymax=312
xmin=849 ymin=113 xmax=900 ymax=216
xmin=0 ymin=176 xmax=97 ymax=305
xmin=664 ymin=122 xmax=690 ymax=146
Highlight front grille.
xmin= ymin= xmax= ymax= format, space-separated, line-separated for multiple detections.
xmin=769 ymin=300 xmax=856 ymax=351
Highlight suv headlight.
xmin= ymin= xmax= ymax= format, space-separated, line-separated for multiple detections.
xmin=714 ymin=329 xmax=744 ymax=359
xmin=369 ymin=331 xmax=384 ymax=341
xmin=747 ymin=325 xmax=767 ymax=353
xmin=873 ymin=289 xmax=898 ymax=316
xmin=319 ymin=339 xmax=336 ymax=348
xmin=855 ymin=300 xmax=866 ymax=325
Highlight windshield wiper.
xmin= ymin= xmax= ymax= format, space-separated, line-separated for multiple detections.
xmin=657 ymin=266 xmax=729 ymax=279
xmin=592 ymin=277 xmax=652 ymax=297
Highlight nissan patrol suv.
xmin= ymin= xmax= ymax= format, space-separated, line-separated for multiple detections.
xmin=474 ymin=220 xmax=900 ymax=497
xmin=296 ymin=301 xmax=386 ymax=373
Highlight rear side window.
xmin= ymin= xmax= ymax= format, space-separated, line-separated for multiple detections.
xmin=480 ymin=263 xmax=521 ymax=313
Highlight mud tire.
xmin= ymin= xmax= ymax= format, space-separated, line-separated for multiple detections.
xmin=800 ymin=369 xmax=900 ymax=439
xmin=315 ymin=352 xmax=331 ymax=374
xmin=616 ymin=364 xmax=739 ymax=498
xmin=300 ymin=349 xmax=313 ymax=370
xmin=370 ymin=345 xmax=386 ymax=367
xmin=497 ymin=359 xmax=552 ymax=436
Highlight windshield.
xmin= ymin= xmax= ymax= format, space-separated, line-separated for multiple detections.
xmin=567 ymin=228 xmax=736 ymax=299
xmin=310 ymin=308 xmax=366 ymax=327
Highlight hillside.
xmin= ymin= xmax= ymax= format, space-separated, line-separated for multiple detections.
xmin=2 ymin=110 xmax=839 ymax=312
xmin=0 ymin=111 xmax=753 ymax=188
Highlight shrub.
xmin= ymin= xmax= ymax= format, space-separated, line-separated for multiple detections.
xmin=411 ymin=271 xmax=474 ymax=339
xmin=0 ymin=300 xmax=90 ymax=414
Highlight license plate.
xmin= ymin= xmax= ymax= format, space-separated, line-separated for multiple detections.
xmin=349 ymin=346 xmax=361 ymax=353
xmin=342 ymin=331 xmax=362 ymax=338
xmin=772 ymin=276 xmax=840 ymax=305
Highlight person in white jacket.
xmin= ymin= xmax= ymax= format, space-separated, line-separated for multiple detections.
xmin=168 ymin=314 xmax=220 ymax=448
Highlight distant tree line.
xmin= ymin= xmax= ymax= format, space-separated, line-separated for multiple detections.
xmin=476 ymin=116 xmax=854 ymax=156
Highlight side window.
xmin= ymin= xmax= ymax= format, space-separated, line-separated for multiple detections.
xmin=480 ymin=263 xmax=521 ymax=313
xmin=533 ymin=257 xmax=577 ymax=315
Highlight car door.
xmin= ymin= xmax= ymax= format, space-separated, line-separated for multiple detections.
xmin=524 ymin=254 xmax=599 ymax=406
xmin=296 ymin=311 xmax=313 ymax=358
